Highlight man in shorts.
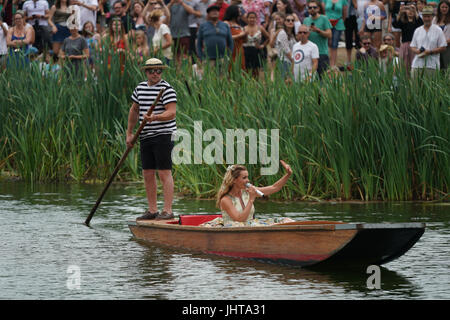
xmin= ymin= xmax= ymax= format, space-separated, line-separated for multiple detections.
xmin=167 ymin=0 xmax=200 ymax=66
xmin=127 ymin=58 xmax=177 ymax=220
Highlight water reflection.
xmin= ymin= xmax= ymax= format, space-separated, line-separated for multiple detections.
xmin=130 ymin=237 xmax=422 ymax=299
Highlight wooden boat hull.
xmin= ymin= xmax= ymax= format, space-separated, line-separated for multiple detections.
xmin=128 ymin=218 xmax=425 ymax=267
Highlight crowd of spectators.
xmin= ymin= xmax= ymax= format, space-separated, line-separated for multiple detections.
xmin=0 ymin=0 xmax=448 ymax=80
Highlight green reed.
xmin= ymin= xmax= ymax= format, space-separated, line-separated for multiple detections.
xmin=1 ymin=49 xmax=448 ymax=201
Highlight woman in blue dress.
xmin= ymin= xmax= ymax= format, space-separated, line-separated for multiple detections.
xmin=6 ymin=11 xmax=34 ymax=68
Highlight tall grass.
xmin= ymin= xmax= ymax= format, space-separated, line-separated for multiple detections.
xmin=1 ymin=49 xmax=448 ymax=201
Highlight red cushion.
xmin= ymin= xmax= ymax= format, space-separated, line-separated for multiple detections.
xmin=179 ymin=214 xmax=222 ymax=226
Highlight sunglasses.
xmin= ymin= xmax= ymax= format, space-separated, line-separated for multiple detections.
xmin=286 ymin=19 xmax=295 ymax=22
xmin=298 ymin=31 xmax=308 ymax=34
xmin=146 ymin=69 xmax=163 ymax=74
xmin=362 ymin=42 xmax=371 ymax=45
xmin=308 ymin=6 xmax=318 ymax=9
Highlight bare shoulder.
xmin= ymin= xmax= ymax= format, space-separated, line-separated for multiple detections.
xmin=219 ymin=195 xmax=232 ymax=209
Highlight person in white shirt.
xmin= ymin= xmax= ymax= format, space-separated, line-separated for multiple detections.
xmin=292 ymin=24 xmax=319 ymax=81
xmin=149 ymin=9 xmax=173 ymax=63
xmin=22 ymin=0 xmax=51 ymax=53
xmin=0 ymin=17 xmax=8 ymax=69
xmin=410 ymin=5 xmax=447 ymax=77
xmin=72 ymin=0 xmax=98 ymax=32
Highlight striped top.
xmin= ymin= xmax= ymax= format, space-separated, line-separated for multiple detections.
xmin=131 ymin=79 xmax=177 ymax=140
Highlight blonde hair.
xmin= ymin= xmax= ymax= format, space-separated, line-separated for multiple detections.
xmin=134 ymin=29 xmax=149 ymax=57
xmin=135 ymin=29 xmax=148 ymax=44
xmin=149 ymin=9 xmax=164 ymax=22
xmin=216 ymin=165 xmax=247 ymax=208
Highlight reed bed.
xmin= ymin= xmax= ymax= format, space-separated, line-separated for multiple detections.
xmin=1 ymin=50 xmax=448 ymax=201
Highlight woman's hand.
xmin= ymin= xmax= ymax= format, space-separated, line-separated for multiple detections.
xmin=246 ymin=185 xmax=260 ymax=201
xmin=254 ymin=160 xmax=292 ymax=197
xmin=280 ymin=160 xmax=292 ymax=176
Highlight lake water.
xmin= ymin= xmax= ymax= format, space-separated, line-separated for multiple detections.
xmin=0 ymin=181 xmax=448 ymax=300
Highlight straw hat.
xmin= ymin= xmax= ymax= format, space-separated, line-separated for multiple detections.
xmin=379 ymin=44 xmax=389 ymax=52
xmin=422 ymin=6 xmax=434 ymax=15
xmin=379 ymin=44 xmax=394 ymax=55
xmin=142 ymin=58 xmax=168 ymax=70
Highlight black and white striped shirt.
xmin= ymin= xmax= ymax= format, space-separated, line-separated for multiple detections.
xmin=131 ymin=79 xmax=177 ymax=140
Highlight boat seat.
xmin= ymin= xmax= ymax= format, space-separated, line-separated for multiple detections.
xmin=179 ymin=214 xmax=222 ymax=226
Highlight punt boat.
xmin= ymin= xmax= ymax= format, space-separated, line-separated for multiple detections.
xmin=128 ymin=214 xmax=425 ymax=268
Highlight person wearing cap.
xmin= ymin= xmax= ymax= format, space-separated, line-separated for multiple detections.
xmin=128 ymin=58 xmax=178 ymax=221
xmin=196 ymin=5 xmax=233 ymax=67
xmin=410 ymin=5 xmax=447 ymax=76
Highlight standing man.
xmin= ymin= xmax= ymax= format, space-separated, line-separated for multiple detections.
xmin=72 ymin=0 xmax=98 ymax=32
xmin=344 ymin=0 xmax=360 ymax=65
xmin=302 ymin=0 xmax=332 ymax=76
xmin=23 ymin=0 xmax=51 ymax=53
xmin=292 ymin=25 xmax=319 ymax=82
xmin=167 ymin=0 xmax=200 ymax=66
xmin=112 ymin=0 xmax=134 ymax=34
xmin=410 ymin=6 xmax=447 ymax=77
xmin=127 ymin=58 xmax=178 ymax=220
xmin=196 ymin=5 xmax=233 ymax=68
xmin=0 ymin=15 xmax=8 ymax=70
xmin=187 ymin=0 xmax=210 ymax=62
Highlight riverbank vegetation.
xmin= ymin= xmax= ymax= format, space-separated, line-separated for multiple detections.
xmin=1 ymin=52 xmax=448 ymax=201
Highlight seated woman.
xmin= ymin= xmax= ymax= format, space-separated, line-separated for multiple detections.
xmin=208 ymin=160 xmax=293 ymax=227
